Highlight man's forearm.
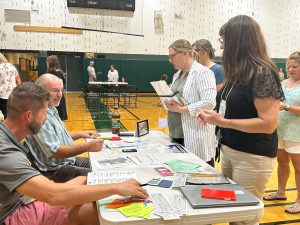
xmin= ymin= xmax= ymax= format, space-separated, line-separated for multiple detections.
xmin=52 ymin=143 xmax=88 ymax=158
xmin=17 ymin=175 xmax=118 ymax=205
xmin=69 ymin=131 xmax=84 ymax=140
xmin=17 ymin=176 xmax=146 ymax=206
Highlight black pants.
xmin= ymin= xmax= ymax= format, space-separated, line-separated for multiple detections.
xmin=171 ymin=137 xmax=215 ymax=167
xmin=43 ymin=157 xmax=91 ymax=183
xmin=0 ymin=98 xmax=7 ymax=119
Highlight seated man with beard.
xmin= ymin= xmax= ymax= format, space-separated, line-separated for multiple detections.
xmin=0 ymin=82 xmax=148 ymax=225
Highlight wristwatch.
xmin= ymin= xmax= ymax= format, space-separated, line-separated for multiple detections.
xmin=284 ymin=104 xmax=290 ymax=111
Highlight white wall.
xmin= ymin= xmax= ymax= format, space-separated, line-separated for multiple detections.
xmin=0 ymin=0 xmax=299 ymax=58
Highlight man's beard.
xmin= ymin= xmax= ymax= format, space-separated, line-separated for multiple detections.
xmin=54 ymin=100 xmax=61 ymax=107
xmin=28 ymin=120 xmax=43 ymax=135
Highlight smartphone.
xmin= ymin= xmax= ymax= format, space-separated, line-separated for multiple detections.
xmin=122 ymin=148 xmax=137 ymax=153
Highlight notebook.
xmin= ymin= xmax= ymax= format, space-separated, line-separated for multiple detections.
xmin=180 ymin=184 xmax=260 ymax=208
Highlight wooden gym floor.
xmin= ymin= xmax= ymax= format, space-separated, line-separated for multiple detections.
xmin=64 ymin=92 xmax=300 ymax=225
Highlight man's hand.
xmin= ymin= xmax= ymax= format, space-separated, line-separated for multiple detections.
xmin=86 ymin=139 xmax=103 ymax=152
xmin=115 ymin=179 xmax=149 ymax=199
xmin=80 ymin=131 xmax=100 ymax=139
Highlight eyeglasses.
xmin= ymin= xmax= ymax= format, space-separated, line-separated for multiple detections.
xmin=169 ymin=52 xmax=181 ymax=59
xmin=218 ymin=37 xmax=224 ymax=44
xmin=50 ymin=88 xmax=64 ymax=94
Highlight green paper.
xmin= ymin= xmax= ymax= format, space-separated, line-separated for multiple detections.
xmin=101 ymin=136 xmax=112 ymax=140
xmin=165 ymin=159 xmax=201 ymax=173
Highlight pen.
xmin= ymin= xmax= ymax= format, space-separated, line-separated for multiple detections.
xmin=140 ymin=183 xmax=148 ymax=187
xmin=105 ymin=144 xmax=112 ymax=150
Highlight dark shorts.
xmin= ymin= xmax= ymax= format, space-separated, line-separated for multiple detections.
xmin=43 ymin=157 xmax=91 ymax=183
xmin=4 ymin=201 xmax=69 ymax=225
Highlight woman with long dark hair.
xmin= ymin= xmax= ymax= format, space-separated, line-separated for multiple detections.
xmin=46 ymin=55 xmax=68 ymax=120
xmin=197 ymin=15 xmax=283 ymax=225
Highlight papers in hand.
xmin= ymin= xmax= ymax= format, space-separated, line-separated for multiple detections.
xmin=150 ymin=80 xmax=182 ymax=110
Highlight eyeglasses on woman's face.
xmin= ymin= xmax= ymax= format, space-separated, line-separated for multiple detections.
xmin=218 ymin=37 xmax=224 ymax=44
xmin=169 ymin=52 xmax=180 ymax=60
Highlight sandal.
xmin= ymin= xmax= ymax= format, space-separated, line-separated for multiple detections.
xmin=263 ymin=193 xmax=287 ymax=201
xmin=285 ymin=203 xmax=300 ymax=214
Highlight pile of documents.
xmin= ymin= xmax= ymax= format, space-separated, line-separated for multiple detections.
xmin=118 ymin=203 xmax=155 ymax=219
xmin=165 ymin=159 xmax=202 ymax=174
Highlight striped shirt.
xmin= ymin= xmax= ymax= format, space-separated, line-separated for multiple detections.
xmin=25 ymin=107 xmax=75 ymax=172
xmin=170 ymin=61 xmax=217 ymax=162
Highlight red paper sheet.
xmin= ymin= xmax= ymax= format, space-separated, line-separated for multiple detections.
xmin=201 ymin=188 xmax=236 ymax=201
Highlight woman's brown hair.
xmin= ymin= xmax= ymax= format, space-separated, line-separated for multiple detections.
xmin=219 ymin=15 xmax=278 ymax=85
xmin=46 ymin=55 xmax=63 ymax=74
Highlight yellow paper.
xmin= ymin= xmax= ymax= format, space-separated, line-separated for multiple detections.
xmin=118 ymin=203 xmax=154 ymax=218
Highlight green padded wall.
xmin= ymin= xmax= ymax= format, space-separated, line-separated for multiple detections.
xmin=38 ymin=56 xmax=47 ymax=76
xmin=39 ymin=53 xmax=288 ymax=92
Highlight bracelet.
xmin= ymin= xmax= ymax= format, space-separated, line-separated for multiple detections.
xmin=284 ymin=104 xmax=290 ymax=111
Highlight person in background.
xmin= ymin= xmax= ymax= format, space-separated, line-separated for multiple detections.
xmin=192 ymin=39 xmax=224 ymax=92
xmin=278 ymin=67 xmax=285 ymax=81
xmin=165 ymin=39 xmax=217 ymax=166
xmin=87 ymin=60 xmax=96 ymax=82
xmin=263 ymin=51 xmax=300 ymax=214
xmin=25 ymin=74 xmax=103 ymax=182
xmin=158 ymin=74 xmax=169 ymax=106
xmin=160 ymin=74 xmax=168 ymax=82
xmin=0 ymin=82 xmax=148 ymax=225
xmin=0 ymin=53 xmax=21 ymax=118
xmin=196 ymin=15 xmax=283 ymax=225
xmin=46 ymin=55 xmax=68 ymax=121
xmin=107 ymin=64 xmax=119 ymax=82
xmin=0 ymin=110 xmax=4 ymax=122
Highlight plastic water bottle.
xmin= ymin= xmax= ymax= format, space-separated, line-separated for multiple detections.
xmin=111 ymin=105 xmax=120 ymax=134
xmin=122 ymin=77 xmax=125 ymax=83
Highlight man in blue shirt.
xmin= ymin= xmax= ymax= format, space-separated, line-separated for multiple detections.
xmin=25 ymin=74 xmax=103 ymax=182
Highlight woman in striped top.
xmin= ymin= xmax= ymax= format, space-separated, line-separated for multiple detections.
xmin=165 ymin=39 xmax=217 ymax=166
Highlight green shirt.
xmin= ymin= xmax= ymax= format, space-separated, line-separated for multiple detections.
xmin=168 ymin=72 xmax=189 ymax=138
xmin=278 ymin=80 xmax=300 ymax=142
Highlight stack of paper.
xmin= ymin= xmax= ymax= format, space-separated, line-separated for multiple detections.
xmin=165 ymin=160 xmax=201 ymax=174
xmin=186 ymin=174 xmax=230 ymax=185
xmin=150 ymin=193 xmax=180 ymax=220
xmin=118 ymin=203 xmax=155 ymax=219
xmin=87 ymin=170 xmax=137 ymax=185
xmin=92 ymin=156 xmax=135 ymax=169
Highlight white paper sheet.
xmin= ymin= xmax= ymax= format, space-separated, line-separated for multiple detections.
xmin=150 ymin=80 xmax=182 ymax=110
